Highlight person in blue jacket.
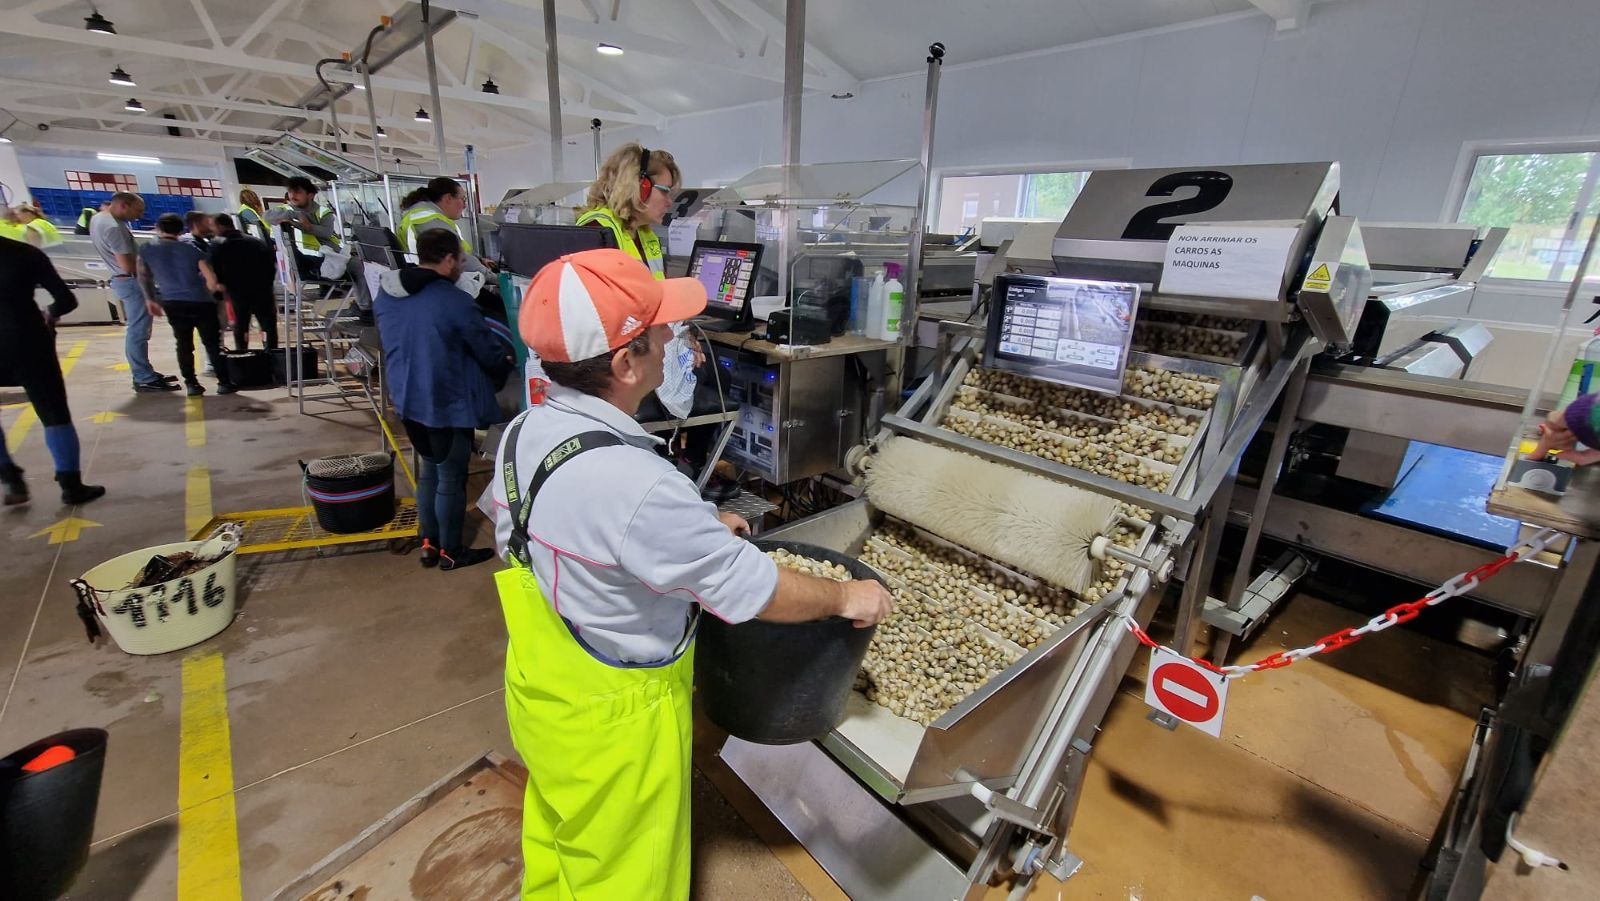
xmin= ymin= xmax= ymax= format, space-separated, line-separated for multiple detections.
xmin=375 ymin=228 xmax=514 ymax=570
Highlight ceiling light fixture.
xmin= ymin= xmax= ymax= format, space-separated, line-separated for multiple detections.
xmin=84 ymin=10 xmax=116 ymax=34
xmin=375 ymin=126 xmax=386 ymax=137
xmin=352 ymin=82 xmax=366 ymax=90
xmin=596 ymin=42 xmax=623 ymax=56
xmin=98 ymin=152 xmax=162 ymax=164
xmin=109 ymin=66 xmax=135 ymax=87
xmin=124 ymin=98 xmax=145 ymax=112
xmin=481 ymin=77 xmax=500 ymax=94
xmin=414 ymin=107 xmax=431 ymax=122
xmin=0 ymin=133 xmax=11 ymax=145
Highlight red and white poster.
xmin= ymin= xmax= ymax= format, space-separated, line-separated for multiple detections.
xmin=1143 ymin=646 xmax=1229 ymax=738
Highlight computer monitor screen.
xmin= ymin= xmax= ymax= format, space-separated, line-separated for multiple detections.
xmin=688 ymin=240 xmax=762 ymax=322
xmin=499 ymin=223 xmax=616 ymax=278
xmin=983 ymin=274 xmax=1141 ymax=396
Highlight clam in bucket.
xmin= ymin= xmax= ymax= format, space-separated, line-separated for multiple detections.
xmin=70 ymin=524 xmax=242 ymax=656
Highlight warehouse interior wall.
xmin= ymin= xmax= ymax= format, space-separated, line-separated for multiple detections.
xmin=0 ymin=143 xmax=31 ymax=207
xmin=16 ymin=149 xmax=230 ymax=213
xmin=468 ymin=0 xmax=1600 ymax=392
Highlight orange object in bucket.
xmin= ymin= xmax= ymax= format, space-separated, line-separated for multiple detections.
xmin=21 ymin=745 xmax=76 ymax=774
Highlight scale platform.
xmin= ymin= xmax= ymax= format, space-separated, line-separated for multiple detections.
xmin=1362 ymin=442 xmax=1520 ymax=550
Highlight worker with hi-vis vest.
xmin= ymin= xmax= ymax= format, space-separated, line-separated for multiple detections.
xmin=237 ymin=188 xmax=273 ymax=245
xmin=577 ymin=143 xmax=679 ymax=280
xmin=0 ymin=208 xmax=25 ymax=242
xmin=74 ymin=203 xmax=105 ymax=235
xmin=278 ymin=176 xmax=370 ymax=311
xmin=396 ymin=176 xmax=491 ymax=276
xmin=14 ymin=204 xmax=63 ymax=248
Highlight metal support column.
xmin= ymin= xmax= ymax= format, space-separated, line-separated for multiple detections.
xmin=421 ymin=0 xmax=448 ymax=170
xmin=543 ymin=0 xmax=564 ymax=181
xmin=591 ymin=118 xmax=603 ymax=176
xmin=360 ymin=62 xmax=382 ymax=171
xmin=902 ymin=42 xmax=944 ymax=330
xmin=1210 ymin=354 xmax=1312 ymax=664
xmin=1171 ymin=475 xmax=1238 ymax=660
xmin=777 ymin=0 xmax=805 ymax=303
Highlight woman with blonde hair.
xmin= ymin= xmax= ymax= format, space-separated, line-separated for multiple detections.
xmin=578 ymin=143 xmax=681 ymax=278
xmin=14 ymin=203 xmax=64 ymax=248
xmin=237 ymin=188 xmax=272 ymax=244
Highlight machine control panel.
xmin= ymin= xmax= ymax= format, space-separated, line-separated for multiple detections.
xmin=986 ymin=274 xmax=1141 ymax=396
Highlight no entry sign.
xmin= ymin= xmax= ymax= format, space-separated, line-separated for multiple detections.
xmin=1144 ymin=647 xmax=1229 ymax=737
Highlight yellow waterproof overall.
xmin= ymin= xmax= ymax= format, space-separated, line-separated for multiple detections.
xmin=496 ymin=421 xmax=694 ymax=901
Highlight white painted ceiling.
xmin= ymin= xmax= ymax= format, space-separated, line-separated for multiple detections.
xmin=0 ymin=0 xmax=1295 ymax=160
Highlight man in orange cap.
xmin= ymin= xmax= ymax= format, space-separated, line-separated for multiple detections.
xmin=485 ymin=249 xmax=892 ymax=899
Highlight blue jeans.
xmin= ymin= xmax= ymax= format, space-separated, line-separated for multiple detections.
xmin=110 ymin=277 xmax=159 ymax=384
xmin=404 ymin=422 xmax=475 ymax=555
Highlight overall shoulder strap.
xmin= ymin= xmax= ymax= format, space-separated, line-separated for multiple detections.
xmin=502 ymin=416 xmax=625 ymax=566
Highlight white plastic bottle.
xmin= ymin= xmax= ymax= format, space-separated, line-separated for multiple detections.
xmin=881 ymin=263 xmax=904 ymax=341
xmin=865 ymin=268 xmax=886 ymax=339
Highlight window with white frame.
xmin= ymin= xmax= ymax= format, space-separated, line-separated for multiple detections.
xmin=1453 ymin=141 xmax=1600 ymax=284
xmin=934 ymin=167 xmax=1106 ymax=235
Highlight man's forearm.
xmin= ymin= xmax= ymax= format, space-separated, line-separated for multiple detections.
xmin=136 ymin=260 xmax=157 ymax=302
xmin=757 ymin=569 xmax=845 ymax=623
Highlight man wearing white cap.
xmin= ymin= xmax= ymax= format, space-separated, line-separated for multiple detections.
xmin=486 ymin=248 xmax=892 ymax=899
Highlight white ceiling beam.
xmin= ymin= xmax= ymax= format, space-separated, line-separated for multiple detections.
xmin=462 ymin=18 xmax=663 ymax=124
xmin=1246 ymin=0 xmax=1311 ymax=31
xmin=232 ymin=0 xmax=297 ymax=52
xmin=7 ymin=103 xmax=446 ymax=157
xmin=690 ymin=0 xmax=743 ymax=55
xmin=0 ymin=13 xmax=659 ymax=127
xmin=433 ymin=0 xmax=847 ymax=93
xmin=0 ymin=77 xmax=534 ymax=143
xmin=189 ymin=0 xmax=226 ymax=50
xmin=714 ymin=0 xmax=859 ymax=91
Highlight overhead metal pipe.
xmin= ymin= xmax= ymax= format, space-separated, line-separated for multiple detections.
xmin=543 ymin=0 xmax=563 ymax=181
xmin=903 ymin=42 xmax=945 ymax=331
xmin=778 ymin=0 xmax=805 ymax=302
xmin=314 ymin=57 xmax=347 ymax=153
xmin=358 ymin=19 xmax=391 ymax=171
xmin=591 ymin=118 xmax=603 ymax=176
xmin=421 ymin=0 xmax=448 ymax=170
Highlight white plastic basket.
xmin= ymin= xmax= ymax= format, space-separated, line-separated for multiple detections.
xmin=71 ymin=524 xmax=243 ymax=656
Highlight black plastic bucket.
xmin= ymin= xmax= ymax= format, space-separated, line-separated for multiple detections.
xmin=223 ymin=349 xmax=274 ymax=388
xmin=272 ymin=346 xmax=320 ymax=384
xmin=696 ymin=539 xmax=882 ymax=744
xmin=303 ymin=453 xmax=396 ymax=534
xmin=0 ymin=728 xmax=109 ymax=901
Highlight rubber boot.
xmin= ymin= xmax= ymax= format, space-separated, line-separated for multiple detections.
xmin=1 ymin=464 xmax=28 ymax=506
xmin=56 ymin=471 xmax=107 ymax=506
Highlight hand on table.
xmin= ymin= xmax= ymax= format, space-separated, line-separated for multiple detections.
xmin=1530 ymin=408 xmax=1600 ymax=465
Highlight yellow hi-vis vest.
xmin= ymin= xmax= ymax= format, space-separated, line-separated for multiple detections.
xmin=576 ymin=207 xmax=664 ymax=280
xmin=0 ymin=221 xmax=26 ymax=242
xmin=77 ymin=208 xmax=96 ymax=230
xmin=278 ymin=202 xmax=339 ymax=253
xmin=238 ymin=206 xmax=270 ymax=242
xmin=25 ymin=218 xmax=64 ymax=248
xmin=397 ymin=202 xmax=474 ymax=255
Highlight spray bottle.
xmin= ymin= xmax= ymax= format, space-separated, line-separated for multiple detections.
xmin=880 ymin=263 xmax=905 ymax=341
xmin=865 ymin=268 xmax=886 ymax=339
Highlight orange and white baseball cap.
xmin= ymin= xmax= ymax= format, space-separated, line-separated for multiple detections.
xmin=520 ymin=249 xmax=707 ymax=363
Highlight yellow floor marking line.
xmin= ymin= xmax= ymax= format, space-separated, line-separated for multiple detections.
xmin=4 ymin=342 xmax=88 ymax=447
xmin=177 ymin=651 xmax=242 ymax=901
xmin=29 ymin=516 xmax=101 ymax=545
xmin=186 ymin=466 xmax=213 ymax=536
xmin=87 ymin=410 xmax=126 ymax=424
xmin=108 ymin=362 xmax=131 ymax=372
xmin=185 ymin=396 xmax=206 ymax=448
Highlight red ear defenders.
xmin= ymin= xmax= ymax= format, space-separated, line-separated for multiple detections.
xmin=638 ymin=146 xmax=654 ymax=204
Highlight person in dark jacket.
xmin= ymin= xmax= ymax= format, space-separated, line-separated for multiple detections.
xmin=0 ymin=237 xmax=106 ymax=505
xmin=210 ymin=213 xmax=279 ymax=351
xmin=375 ymin=229 xmax=514 ymax=570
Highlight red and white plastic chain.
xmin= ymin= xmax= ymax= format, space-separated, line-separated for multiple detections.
xmin=1122 ymin=528 xmax=1562 ymax=682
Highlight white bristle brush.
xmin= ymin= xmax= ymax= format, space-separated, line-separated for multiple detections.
xmin=863 ymin=436 xmax=1119 ymax=594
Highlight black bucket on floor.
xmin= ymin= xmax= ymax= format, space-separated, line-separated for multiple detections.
xmin=303 ymin=452 xmax=395 ymax=534
xmin=223 ymin=349 xmax=274 ymax=388
xmin=0 ymin=728 xmax=109 ymax=901
xmin=272 ymin=346 xmax=320 ymax=384
xmin=695 ymin=540 xmax=882 ymax=745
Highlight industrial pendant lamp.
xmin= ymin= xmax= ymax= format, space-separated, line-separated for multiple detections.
xmin=124 ymin=98 xmax=145 ymax=112
xmin=84 ymin=10 xmax=116 ymax=34
xmin=414 ymin=107 xmax=431 ymax=122
xmin=375 ymin=125 xmax=386 ymax=137
xmin=108 ymin=66 xmax=135 ymax=87
xmin=481 ymin=77 xmax=500 ymax=94
xmin=596 ymin=42 xmax=623 ymax=56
